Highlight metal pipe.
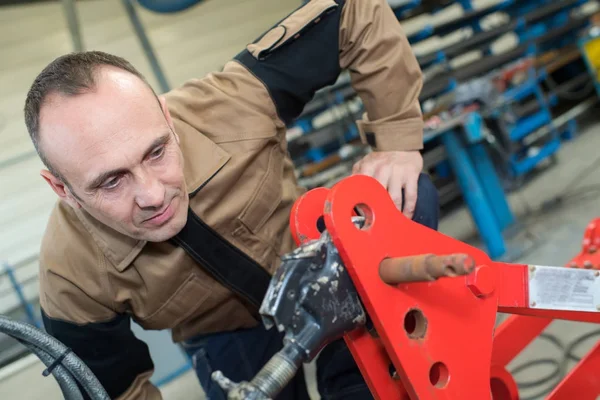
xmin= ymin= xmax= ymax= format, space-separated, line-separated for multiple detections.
xmin=121 ymin=0 xmax=171 ymax=93
xmin=2 ymin=263 xmax=40 ymax=328
xmin=61 ymin=0 xmax=84 ymax=52
xmin=379 ymin=253 xmax=476 ymax=284
xmin=213 ymin=342 xmax=304 ymax=400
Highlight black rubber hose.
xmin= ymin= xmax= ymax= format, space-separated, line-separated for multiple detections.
xmin=509 ymin=333 xmax=566 ymax=400
xmin=508 ymin=328 xmax=600 ymax=400
xmin=513 ymin=358 xmax=563 ymax=400
xmin=17 ymin=338 xmax=84 ymax=400
xmin=565 ymin=329 xmax=600 ymax=363
xmin=0 ymin=316 xmax=109 ymax=400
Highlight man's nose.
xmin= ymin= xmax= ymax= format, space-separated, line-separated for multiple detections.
xmin=135 ymin=173 xmax=165 ymax=209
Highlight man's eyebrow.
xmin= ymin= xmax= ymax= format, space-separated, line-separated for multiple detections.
xmin=86 ymin=133 xmax=171 ymax=191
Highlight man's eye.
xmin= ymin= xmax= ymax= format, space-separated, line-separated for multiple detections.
xmin=102 ymin=177 xmax=121 ymax=190
xmin=150 ymin=146 xmax=165 ymax=160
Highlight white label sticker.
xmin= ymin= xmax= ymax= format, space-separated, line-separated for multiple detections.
xmin=528 ymin=266 xmax=600 ymax=312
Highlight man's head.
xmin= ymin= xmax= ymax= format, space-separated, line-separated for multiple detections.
xmin=24 ymin=51 xmax=189 ymax=242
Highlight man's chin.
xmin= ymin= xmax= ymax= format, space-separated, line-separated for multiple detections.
xmin=141 ymin=222 xmax=185 ymax=243
xmin=141 ymin=211 xmax=187 ymax=242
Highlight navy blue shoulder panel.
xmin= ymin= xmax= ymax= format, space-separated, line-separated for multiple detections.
xmin=235 ymin=0 xmax=346 ymax=125
xmin=42 ymin=309 xmax=154 ymax=400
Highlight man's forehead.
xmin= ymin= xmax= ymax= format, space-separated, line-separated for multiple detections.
xmin=41 ymin=68 xmax=156 ymax=123
xmin=38 ymin=67 xmax=166 ymax=179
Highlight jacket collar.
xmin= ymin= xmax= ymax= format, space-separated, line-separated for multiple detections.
xmin=75 ymin=119 xmax=231 ymax=272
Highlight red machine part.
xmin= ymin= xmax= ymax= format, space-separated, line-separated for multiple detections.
xmin=289 ymin=175 xmax=600 ymax=400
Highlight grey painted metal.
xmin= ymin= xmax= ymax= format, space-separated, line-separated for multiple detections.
xmin=61 ymin=0 xmax=84 ymax=52
xmin=121 ymin=0 xmax=171 ymax=93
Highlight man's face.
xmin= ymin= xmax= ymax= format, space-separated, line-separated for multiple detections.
xmin=38 ymin=66 xmax=189 ymax=242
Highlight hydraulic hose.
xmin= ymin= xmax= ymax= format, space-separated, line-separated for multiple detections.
xmin=16 ymin=338 xmax=84 ymax=400
xmin=0 ymin=315 xmax=109 ymax=400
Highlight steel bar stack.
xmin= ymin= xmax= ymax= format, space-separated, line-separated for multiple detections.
xmin=288 ymin=0 xmax=600 ymax=209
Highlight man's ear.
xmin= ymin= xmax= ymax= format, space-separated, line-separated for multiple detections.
xmin=40 ymin=170 xmax=81 ymax=209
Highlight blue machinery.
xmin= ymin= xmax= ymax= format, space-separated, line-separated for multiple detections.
xmin=289 ymin=0 xmax=599 ymax=259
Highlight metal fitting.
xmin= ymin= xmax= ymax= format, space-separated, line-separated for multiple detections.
xmin=466 ymin=265 xmax=496 ymax=298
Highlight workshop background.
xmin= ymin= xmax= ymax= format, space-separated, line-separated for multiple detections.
xmin=1 ymin=0 xmax=600 ymax=399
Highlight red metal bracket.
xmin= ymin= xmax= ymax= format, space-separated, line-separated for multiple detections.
xmin=289 ymin=175 xmax=600 ymax=400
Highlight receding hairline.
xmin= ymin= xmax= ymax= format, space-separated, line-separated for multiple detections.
xmin=35 ymin=64 xmax=163 ymax=177
xmin=24 ymin=51 xmax=160 ymax=184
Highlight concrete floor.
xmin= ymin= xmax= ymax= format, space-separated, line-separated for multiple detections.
xmin=439 ymin=114 xmax=600 ymax=400
xmin=0 ymin=0 xmax=599 ymax=399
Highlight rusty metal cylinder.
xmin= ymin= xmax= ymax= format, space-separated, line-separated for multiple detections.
xmin=379 ymin=253 xmax=476 ymax=284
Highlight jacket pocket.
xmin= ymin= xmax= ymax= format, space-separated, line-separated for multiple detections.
xmin=231 ymin=144 xmax=285 ymax=265
xmin=137 ymin=272 xmax=212 ymax=330
xmin=247 ymin=0 xmax=339 ymax=60
xmin=237 ymin=144 xmax=284 ymax=234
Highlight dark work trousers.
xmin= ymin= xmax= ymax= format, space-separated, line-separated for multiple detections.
xmin=181 ymin=173 xmax=440 ymax=400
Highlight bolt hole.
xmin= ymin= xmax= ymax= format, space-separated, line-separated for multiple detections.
xmin=353 ymin=204 xmax=373 ymax=230
xmin=429 ymin=362 xmax=449 ymax=388
xmin=316 ymin=216 xmax=326 ymax=233
xmin=388 ymin=363 xmax=397 ymax=379
xmin=404 ymin=309 xmax=427 ymax=338
xmin=490 ymin=377 xmax=511 ymax=399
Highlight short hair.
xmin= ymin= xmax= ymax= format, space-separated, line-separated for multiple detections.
xmin=23 ymin=51 xmax=153 ymax=183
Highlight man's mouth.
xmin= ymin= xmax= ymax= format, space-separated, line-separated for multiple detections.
xmin=143 ymin=199 xmax=175 ymax=226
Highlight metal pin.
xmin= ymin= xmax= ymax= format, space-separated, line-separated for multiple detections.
xmin=379 ymin=253 xmax=475 ymax=284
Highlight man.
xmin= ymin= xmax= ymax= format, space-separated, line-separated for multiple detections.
xmin=25 ymin=0 xmax=439 ymax=398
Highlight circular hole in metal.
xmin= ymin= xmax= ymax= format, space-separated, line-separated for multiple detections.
xmin=316 ymin=216 xmax=326 ymax=233
xmin=388 ymin=363 xmax=396 ymax=379
xmin=490 ymin=377 xmax=512 ymax=400
xmin=404 ymin=309 xmax=427 ymax=338
xmin=429 ymin=362 xmax=449 ymax=389
xmin=353 ymin=204 xmax=373 ymax=230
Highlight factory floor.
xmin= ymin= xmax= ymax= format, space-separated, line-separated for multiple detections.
xmin=0 ymin=0 xmax=599 ymax=399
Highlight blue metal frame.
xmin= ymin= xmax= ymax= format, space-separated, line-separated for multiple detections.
xmin=441 ymin=131 xmax=507 ymax=259
xmin=462 ymin=113 xmax=515 ymax=232
xmin=2 ymin=262 xmax=41 ymax=328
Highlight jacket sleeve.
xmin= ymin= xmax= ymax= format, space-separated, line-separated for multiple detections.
xmin=40 ymin=272 xmax=161 ymax=400
xmin=233 ymin=0 xmax=424 ymax=151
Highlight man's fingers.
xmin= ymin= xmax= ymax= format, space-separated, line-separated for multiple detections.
xmin=387 ymin=171 xmax=406 ymax=211
xmin=402 ymin=173 xmax=419 ymax=219
xmin=372 ymin=164 xmax=392 ymax=191
xmin=353 ymin=159 xmax=378 ymax=179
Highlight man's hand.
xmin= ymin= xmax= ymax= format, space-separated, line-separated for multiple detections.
xmin=352 ymin=151 xmax=423 ymax=219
